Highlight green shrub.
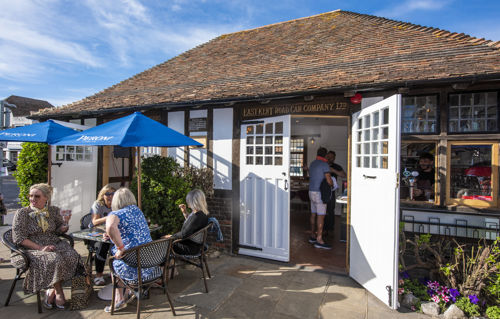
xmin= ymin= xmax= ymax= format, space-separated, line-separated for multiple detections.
xmin=13 ymin=143 xmax=48 ymax=206
xmin=486 ymin=306 xmax=500 ymax=319
xmin=131 ymin=156 xmax=190 ymax=234
xmin=455 ymin=296 xmax=481 ymax=317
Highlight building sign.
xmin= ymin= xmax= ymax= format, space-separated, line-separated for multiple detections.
xmin=189 ymin=117 xmax=207 ymax=132
xmin=241 ymin=97 xmax=353 ymax=119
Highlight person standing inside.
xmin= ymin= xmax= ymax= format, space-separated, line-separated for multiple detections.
xmin=324 ymin=151 xmax=347 ymax=235
xmin=413 ymin=153 xmax=435 ymax=201
xmin=308 ymin=147 xmax=333 ymax=249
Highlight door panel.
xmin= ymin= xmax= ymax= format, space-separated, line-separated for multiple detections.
xmin=239 ymin=115 xmax=290 ymax=262
xmin=349 ymin=95 xmax=401 ymax=308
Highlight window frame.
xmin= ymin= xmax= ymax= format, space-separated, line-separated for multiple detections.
xmin=447 ymin=90 xmax=499 ymax=134
xmin=290 ymin=137 xmax=307 ymax=177
xmin=401 ymin=93 xmax=440 ymax=135
xmin=400 ymin=141 xmax=439 ymax=205
xmin=446 ymin=141 xmax=499 ymax=208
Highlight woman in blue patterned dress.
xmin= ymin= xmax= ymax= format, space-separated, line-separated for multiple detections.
xmin=104 ymin=187 xmax=154 ymax=312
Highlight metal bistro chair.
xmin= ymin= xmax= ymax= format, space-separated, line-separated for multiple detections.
xmin=170 ymin=222 xmax=213 ymax=293
xmin=108 ymin=237 xmax=176 ymax=318
xmin=2 ymin=228 xmax=74 ymax=313
xmin=80 ymin=212 xmax=96 ymax=268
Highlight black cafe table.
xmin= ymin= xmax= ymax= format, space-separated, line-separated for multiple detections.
xmin=71 ymin=225 xmax=162 ymax=300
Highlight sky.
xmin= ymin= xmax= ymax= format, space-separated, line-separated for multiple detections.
xmin=0 ymin=0 xmax=499 ymax=108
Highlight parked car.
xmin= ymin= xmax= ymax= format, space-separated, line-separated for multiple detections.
xmin=3 ymin=159 xmax=16 ymax=171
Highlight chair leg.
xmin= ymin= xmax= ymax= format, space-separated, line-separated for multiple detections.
xmin=111 ymin=279 xmax=117 ymax=315
xmin=204 ymin=255 xmax=211 ymax=279
xmin=136 ymin=288 xmax=141 ymax=319
xmin=200 ymin=258 xmax=208 ymax=293
xmin=170 ymin=259 xmax=176 ymax=280
xmin=5 ymin=271 xmax=20 ymax=306
xmin=36 ymin=291 xmax=42 ymax=313
xmin=165 ymin=288 xmax=176 ymax=316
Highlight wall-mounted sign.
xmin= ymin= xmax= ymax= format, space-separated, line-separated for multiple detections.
xmin=189 ymin=136 xmax=207 ymax=149
xmin=241 ymin=96 xmax=353 ymax=119
xmin=189 ymin=118 xmax=207 ymax=132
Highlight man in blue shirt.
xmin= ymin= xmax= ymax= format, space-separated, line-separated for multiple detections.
xmin=308 ymin=147 xmax=333 ymax=249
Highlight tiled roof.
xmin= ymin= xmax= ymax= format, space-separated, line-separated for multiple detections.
xmin=5 ymin=95 xmax=54 ymax=117
xmin=36 ymin=10 xmax=500 ymax=117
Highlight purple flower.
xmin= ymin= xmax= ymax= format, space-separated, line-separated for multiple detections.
xmin=427 ymin=281 xmax=440 ymax=291
xmin=468 ymin=295 xmax=479 ymax=305
xmin=449 ymin=289 xmax=460 ymax=298
xmin=401 ymin=271 xmax=410 ymax=279
xmin=427 ymin=289 xmax=434 ymax=297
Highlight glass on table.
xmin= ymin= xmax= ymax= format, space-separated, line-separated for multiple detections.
xmin=60 ymin=209 xmax=72 ymax=226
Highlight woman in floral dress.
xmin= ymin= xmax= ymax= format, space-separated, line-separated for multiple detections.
xmin=11 ymin=183 xmax=80 ymax=309
xmin=105 ymin=187 xmax=155 ymax=312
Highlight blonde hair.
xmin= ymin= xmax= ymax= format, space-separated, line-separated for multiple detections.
xmin=111 ymin=187 xmax=137 ymax=211
xmin=30 ymin=183 xmax=53 ymax=202
xmin=186 ymin=189 xmax=209 ymax=215
xmin=96 ymin=184 xmax=116 ymax=205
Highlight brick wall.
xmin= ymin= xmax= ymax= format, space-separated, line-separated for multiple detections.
xmin=206 ymin=195 xmax=232 ymax=252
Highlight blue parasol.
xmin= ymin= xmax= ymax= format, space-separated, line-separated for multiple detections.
xmin=53 ymin=112 xmax=202 ymax=208
xmin=0 ymin=120 xmax=79 ymax=184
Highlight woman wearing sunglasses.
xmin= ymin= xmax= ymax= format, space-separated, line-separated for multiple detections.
xmin=11 ymin=183 xmax=81 ymax=309
xmin=89 ymin=184 xmax=116 ymax=285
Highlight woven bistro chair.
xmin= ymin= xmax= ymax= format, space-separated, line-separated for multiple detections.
xmin=108 ymin=237 xmax=176 ymax=318
xmin=1 ymin=228 xmax=74 ymax=313
xmin=80 ymin=213 xmax=96 ymax=268
xmin=170 ymin=222 xmax=213 ymax=293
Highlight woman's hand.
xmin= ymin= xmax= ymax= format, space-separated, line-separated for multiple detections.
xmin=179 ymin=204 xmax=187 ymax=214
xmin=162 ymin=234 xmax=172 ymax=239
xmin=115 ymin=248 xmax=124 ymax=259
xmin=41 ymin=245 xmax=56 ymax=252
xmin=103 ymin=233 xmax=110 ymax=241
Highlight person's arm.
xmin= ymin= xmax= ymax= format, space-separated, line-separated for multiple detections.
xmin=172 ymin=212 xmax=204 ymax=240
xmin=91 ymin=203 xmax=107 ymax=226
xmin=324 ymin=172 xmax=333 ymax=187
xmin=330 ymin=167 xmax=347 ymax=179
xmin=106 ymin=214 xmax=125 ymax=259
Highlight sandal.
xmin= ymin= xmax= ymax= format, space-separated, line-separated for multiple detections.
xmin=43 ymin=289 xmax=54 ymax=310
xmin=94 ymin=276 xmax=106 ymax=285
xmin=104 ymin=299 xmax=128 ymax=313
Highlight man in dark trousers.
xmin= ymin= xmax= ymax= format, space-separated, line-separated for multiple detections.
xmin=324 ymin=151 xmax=346 ymax=236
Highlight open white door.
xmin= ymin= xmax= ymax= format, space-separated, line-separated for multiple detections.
xmin=50 ymin=145 xmax=98 ymax=233
xmin=239 ymin=115 xmax=290 ymax=262
xmin=349 ymin=94 xmax=401 ymax=309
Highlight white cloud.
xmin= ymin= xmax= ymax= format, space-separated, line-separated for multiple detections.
xmin=375 ymin=0 xmax=451 ymax=18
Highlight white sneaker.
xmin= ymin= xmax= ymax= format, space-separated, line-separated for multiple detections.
xmin=94 ymin=276 xmax=106 ymax=285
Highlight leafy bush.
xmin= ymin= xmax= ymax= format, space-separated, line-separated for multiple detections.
xmin=130 ymin=155 xmax=215 ymax=235
xmin=486 ymin=306 xmax=500 ymax=319
xmin=455 ymin=296 xmax=481 ymax=317
xmin=13 ymin=142 xmax=48 ymax=206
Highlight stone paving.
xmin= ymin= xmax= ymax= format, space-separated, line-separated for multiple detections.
xmin=0 ymin=227 xmax=431 ymax=319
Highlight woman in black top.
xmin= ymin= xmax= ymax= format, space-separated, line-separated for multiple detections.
xmin=165 ymin=189 xmax=209 ymax=255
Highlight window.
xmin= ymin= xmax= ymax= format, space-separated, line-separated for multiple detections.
xmin=447 ymin=142 xmax=498 ymax=208
xmin=11 ymin=151 xmax=18 ymax=163
xmin=402 ymin=95 xmax=438 ymax=134
xmin=400 ymin=142 xmax=437 ymax=203
xmin=244 ymin=121 xmax=283 ymax=166
xmin=55 ymin=146 xmax=93 ymax=162
xmin=290 ymin=138 xmax=305 ymax=176
xmin=355 ymin=107 xmax=389 ymax=169
xmin=448 ymin=92 xmax=498 ymax=133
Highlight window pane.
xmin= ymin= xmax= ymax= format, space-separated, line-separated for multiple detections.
xmin=246 ymin=157 xmax=253 ymax=165
xmin=265 ymin=157 xmax=273 ymax=165
xmin=265 ymin=123 xmax=273 ymax=134
xmin=275 ymin=157 xmax=282 ymax=165
xmin=265 ymin=136 xmax=273 ymax=144
xmin=275 ymin=122 xmax=283 ymax=134
xmin=256 ymin=136 xmax=263 ymax=144
xmin=247 ymin=136 xmax=254 ymax=144
xmin=450 ymin=144 xmax=492 ymax=201
xmin=382 ymin=108 xmax=389 ymax=125
xmin=246 ymin=146 xmax=254 ymax=155
xmin=246 ymin=126 xmax=254 ymax=134
xmin=256 ymin=124 xmax=264 ymax=134
xmin=448 ymin=92 xmax=497 ymax=133
xmin=400 ymin=142 xmax=436 ymax=202
xmin=256 ymin=146 xmax=263 ymax=154
xmin=265 ymin=146 xmax=273 ymax=154
xmin=256 ymin=156 xmax=263 ymax=165
xmin=275 ymin=146 xmax=283 ymax=155
xmin=402 ymin=96 xmax=437 ymax=133
xmin=372 ymin=157 xmax=378 ymax=168
xmin=275 ymin=136 xmax=283 ymax=144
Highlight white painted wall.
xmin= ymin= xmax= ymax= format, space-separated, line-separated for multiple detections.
xmin=213 ymin=108 xmax=233 ymax=190
xmin=168 ymin=111 xmax=185 ymax=166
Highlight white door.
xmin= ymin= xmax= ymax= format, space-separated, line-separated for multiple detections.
xmin=349 ymin=94 xmax=401 ymax=309
xmin=239 ymin=115 xmax=290 ymax=262
xmin=50 ymin=145 xmax=98 ymax=233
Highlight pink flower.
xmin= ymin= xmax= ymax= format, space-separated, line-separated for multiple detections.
xmin=427 ymin=281 xmax=440 ymax=291
xmin=442 ymin=295 xmax=450 ymax=303
xmin=432 ymin=295 xmax=440 ymax=303
xmin=411 ymin=306 xmax=416 ymax=311
xmin=440 ymin=286 xmax=449 ymax=294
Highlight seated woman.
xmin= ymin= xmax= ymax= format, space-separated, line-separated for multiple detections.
xmin=11 ymin=183 xmax=80 ymax=310
xmin=89 ymin=184 xmax=116 ymax=285
xmin=104 ymin=187 xmax=155 ymax=312
xmin=165 ymin=189 xmax=209 ymax=255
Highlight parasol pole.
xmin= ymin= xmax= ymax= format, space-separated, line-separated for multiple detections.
xmin=136 ymin=146 xmax=142 ymax=210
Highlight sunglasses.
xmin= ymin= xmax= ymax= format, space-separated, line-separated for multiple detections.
xmin=104 ymin=192 xmax=115 ymax=196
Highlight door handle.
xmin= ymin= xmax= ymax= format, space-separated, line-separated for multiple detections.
xmin=363 ymin=174 xmax=376 ymax=179
xmin=284 ymin=179 xmax=289 ymax=191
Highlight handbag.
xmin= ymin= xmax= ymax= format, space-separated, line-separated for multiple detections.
xmin=70 ymin=259 xmax=93 ymax=310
